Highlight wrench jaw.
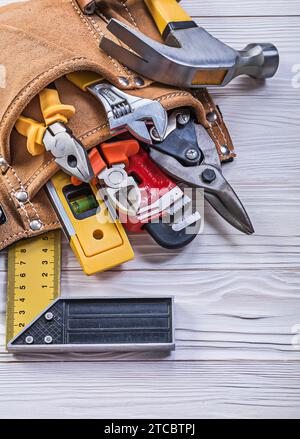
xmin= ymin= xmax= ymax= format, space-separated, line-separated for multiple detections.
xmin=148 ymin=102 xmax=169 ymax=142
xmin=123 ymin=102 xmax=168 ymax=144
xmin=87 ymin=81 xmax=168 ymax=144
xmin=111 ymin=105 xmax=168 ymax=144
xmin=123 ymin=120 xmax=153 ymax=144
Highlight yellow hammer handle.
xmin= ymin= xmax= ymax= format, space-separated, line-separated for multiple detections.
xmin=144 ymin=0 xmax=193 ymax=37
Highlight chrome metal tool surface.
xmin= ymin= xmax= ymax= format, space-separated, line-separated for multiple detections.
xmin=149 ymin=110 xmax=254 ymax=235
xmin=100 ymin=0 xmax=279 ymax=88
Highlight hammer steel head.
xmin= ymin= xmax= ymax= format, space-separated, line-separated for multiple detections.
xmin=100 ymin=19 xmax=279 ymax=88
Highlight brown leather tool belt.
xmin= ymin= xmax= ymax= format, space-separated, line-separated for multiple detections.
xmin=0 ymin=0 xmax=235 ymax=251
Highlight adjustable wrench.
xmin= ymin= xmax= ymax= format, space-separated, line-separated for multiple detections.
xmin=66 ymin=72 xmax=168 ymax=143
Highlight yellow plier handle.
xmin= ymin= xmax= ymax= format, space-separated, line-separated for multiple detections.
xmin=39 ymin=83 xmax=75 ymax=126
xmin=15 ymin=117 xmax=46 ymax=156
xmin=15 ymin=83 xmax=75 ymax=156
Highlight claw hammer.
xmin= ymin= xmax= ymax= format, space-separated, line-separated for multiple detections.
xmin=100 ymin=0 xmax=279 ymax=88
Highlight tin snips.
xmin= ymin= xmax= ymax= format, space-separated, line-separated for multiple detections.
xmin=149 ymin=109 xmax=254 ymax=235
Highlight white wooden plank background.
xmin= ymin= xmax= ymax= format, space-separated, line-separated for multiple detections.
xmin=0 ymin=0 xmax=300 ymax=419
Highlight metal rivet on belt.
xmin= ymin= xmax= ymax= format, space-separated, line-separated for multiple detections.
xmin=221 ymin=145 xmax=231 ymax=156
xmin=134 ymin=77 xmax=145 ymax=87
xmin=206 ymin=111 xmax=218 ymax=123
xmin=0 ymin=157 xmax=9 ymax=174
xmin=118 ymin=77 xmax=130 ymax=87
xmin=30 ymin=220 xmax=43 ymax=231
xmin=15 ymin=190 xmax=29 ymax=203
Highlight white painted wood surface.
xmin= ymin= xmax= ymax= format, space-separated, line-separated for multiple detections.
xmin=0 ymin=0 xmax=300 ymax=419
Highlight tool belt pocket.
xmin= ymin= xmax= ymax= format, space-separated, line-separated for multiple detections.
xmin=0 ymin=0 xmax=154 ymax=162
xmin=0 ymin=0 xmax=234 ymax=251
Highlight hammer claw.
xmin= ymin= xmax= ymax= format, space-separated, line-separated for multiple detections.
xmin=105 ymin=19 xmax=159 ymax=60
xmin=101 ymin=36 xmax=149 ymax=72
xmin=101 ymin=15 xmax=279 ymax=88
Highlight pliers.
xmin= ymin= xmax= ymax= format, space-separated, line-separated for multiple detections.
xmin=149 ymin=110 xmax=254 ymax=235
xmin=15 ymin=83 xmax=94 ymax=183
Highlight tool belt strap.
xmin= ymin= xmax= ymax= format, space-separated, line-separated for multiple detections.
xmin=0 ymin=0 xmax=234 ymax=251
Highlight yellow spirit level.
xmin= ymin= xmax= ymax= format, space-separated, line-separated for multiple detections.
xmin=46 ymin=172 xmax=134 ymax=275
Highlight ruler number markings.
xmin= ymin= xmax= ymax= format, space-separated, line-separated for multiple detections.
xmin=6 ymin=231 xmax=61 ymax=342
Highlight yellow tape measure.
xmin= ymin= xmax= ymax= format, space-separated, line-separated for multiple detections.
xmin=6 ymin=230 xmax=61 ymax=344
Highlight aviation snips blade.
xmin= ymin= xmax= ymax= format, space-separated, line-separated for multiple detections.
xmin=149 ymin=111 xmax=254 ymax=235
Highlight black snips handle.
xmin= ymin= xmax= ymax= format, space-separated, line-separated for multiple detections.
xmin=144 ymin=219 xmax=201 ymax=250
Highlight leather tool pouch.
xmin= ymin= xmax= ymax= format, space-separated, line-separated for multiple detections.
xmin=0 ymin=0 xmax=235 ymax=251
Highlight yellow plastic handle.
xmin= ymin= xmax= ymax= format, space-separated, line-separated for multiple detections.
xmin=66 ymin=71 xmax=103 ymax=92
xmin=15 ymin=116 xmax=46 ymax=156
xmin=50 ymin=171 xmax=134 ymax=276
xmin=39 ymin=87 xmax=75 ymax=126
xmin=145 ymin=0 xmax=193 ymax=36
